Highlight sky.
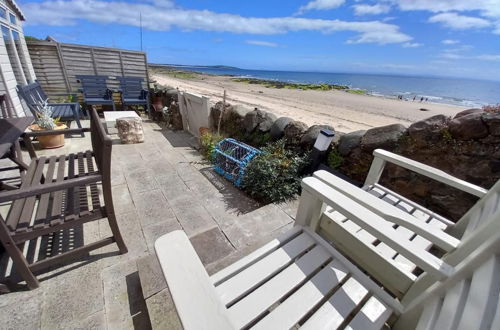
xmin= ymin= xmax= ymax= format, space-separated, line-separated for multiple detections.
xmin=17 ymin=0 xmax=500 ymax=80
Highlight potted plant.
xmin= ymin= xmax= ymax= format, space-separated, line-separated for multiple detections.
xmin=29 ymin=100 xmax=67 ymax=149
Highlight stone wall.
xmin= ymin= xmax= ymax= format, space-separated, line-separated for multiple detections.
xmin=209 ymin=102 xmax=500 ymax=222
xmin=337 ymin=109 xmax=500 ymax=221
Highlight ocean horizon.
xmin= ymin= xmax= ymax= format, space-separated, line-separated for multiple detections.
xmin=159 ymin=64 xmax=500 ymax=108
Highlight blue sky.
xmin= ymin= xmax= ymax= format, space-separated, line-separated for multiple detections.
xmin=18 ymin=0 xmax=500 ymax=80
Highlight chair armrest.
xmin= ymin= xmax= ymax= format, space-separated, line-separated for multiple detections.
xmin=0 ymin=174 xmax=102 ymax=203
xmin=314 ymin=170 xmax=460 ymax=252
xmin=365 ymin=149 xmax=488 ymax=198
xmin=155 ymin=231 xmax=234 ymax=330
xmin=301 ymin=177 xmax=454 ymax=280
xmin=23 ymin=128 xmax=90 ymax=137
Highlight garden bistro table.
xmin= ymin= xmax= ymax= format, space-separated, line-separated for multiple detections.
xmin=0 ymin=117 xmax=34 ymax=189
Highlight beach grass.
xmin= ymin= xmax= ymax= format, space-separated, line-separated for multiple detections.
xmin=149 ymin=66 xmax=199 ymax=79
xmin=346 ymin=89 xmax=366 ymax=95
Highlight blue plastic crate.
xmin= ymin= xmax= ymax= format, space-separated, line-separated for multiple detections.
xmin=212 ymin=138 xmax=261 ymax=187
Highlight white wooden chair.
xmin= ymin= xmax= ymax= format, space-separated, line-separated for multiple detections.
xmin=313 ymin=149 xmax=497 ymax=297
xmin=154 ymin=176 xmax=500 ymax=330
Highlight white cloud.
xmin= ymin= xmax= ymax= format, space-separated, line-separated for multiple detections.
xmin=22 ymin=0 xmax=412 ymax=45
xmin=428 ymin=12 xmax=492 ymax=30
xmin=352 ymin=4 xmax=391 ymax=16
xmin=245 ymin=40 xmax=279 ymax=47
xmin=442 ymin=39 xmax=459 ymax=44
xmin=296 ymin=0 xmax=345 ymax=15
xmin=392 ymin=0 xmax=500 ymax=18
xmin=403 ymin=42 xmax=422 ymax=48
xmin=477 ymin=54 xmax=500 ymax=61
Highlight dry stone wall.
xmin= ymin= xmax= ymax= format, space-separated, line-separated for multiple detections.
xmin=209 ymin=102 xmax=500 ymax=222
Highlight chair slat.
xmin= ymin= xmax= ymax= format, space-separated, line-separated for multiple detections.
xmin=345 ymin=296 xmax=393 ymax=330
xmin=228 ymin=245 xmax=331 ymax=328
xmin=300 ymin=277 xmax=369 ymax=330
xmin=433 ymin=279 xmax=470 ymax=330
xmin=457 ymin=256 xmax=500 ymax=330
xmin=415 ymin=297 xmax=443 ymax=330
xmin=34 ymin=156 xmax=57 ymax=229
xmin=85 ymin=150 xmax=101 ymax=210
xmin=50 ymin=154 xmax=67 ymax=225
xmin=215 ymin=232 xmax=315 ymax=306
xmin=252 ymin=259 xmax=349 ymax=330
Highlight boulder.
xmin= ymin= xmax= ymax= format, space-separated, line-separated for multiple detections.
xmin=257 ymin=112 xmax=277 ymax=132
xmin=408 ymin=114 xmax=450 ymax=146
xmin=300 ymin=125 xmax=336 ymax=149
xmin=482 ymin=112 xmax=500 ymax=136
xmin=210 ymin=101 xmax=231 ymax=130
xmin=284 ymin=120 xmax=308 ymax=144
xmin=361 ymin=124 xmax=406 ymax=151
xmin=117 ymin=117 xmax=144 ymax=144
xmin=270 ymin=117 xmax=293 ymax=139
xmin=448 ymin=113 xmax=488 ymax=140
xmin=454 ymin=108 xmax=482 ymax=119
xmin=338 ymin=130 xmax=366 ymax=156
xmin=242 ymin=109 xmax=265 ymax=133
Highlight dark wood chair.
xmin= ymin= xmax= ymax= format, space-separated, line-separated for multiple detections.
xmin=117 ymin=76 xmax=150 ymax=113
xmin=0 ymin=108 xmax=127 ymax=289
xmin=17 ymin=82 xmax=85 ymax=137
xmin=76 ymin=75 xmax=116 ymax=111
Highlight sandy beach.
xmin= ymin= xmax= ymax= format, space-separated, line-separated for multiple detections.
xmin=150 ymin=70 xmax=467 ymax=133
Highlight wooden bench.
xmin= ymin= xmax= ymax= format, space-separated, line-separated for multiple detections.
xmin=117 ymin=76 xmax=149 ymax=113
xmin=17 ymin=82 xmax=85 ymax=137
xmin=155 ymin=176 xmax=500 ymax=329
xmin=0 ymin=108 xmax=127 ymax=289
xmin=76 ymin=75 xmax=116 ymax=111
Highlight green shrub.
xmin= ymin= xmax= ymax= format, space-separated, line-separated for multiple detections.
xmin=200 ymin=132 xmax=223 ymax=162
xmin=327 ymin=148 xmax=343 ymax=169
xmin=242 ymin=140 xmax=310 ymax=203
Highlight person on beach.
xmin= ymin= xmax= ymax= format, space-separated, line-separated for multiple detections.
xmin=420 ymin=97 xmax=424 ymax=102
xmin=413 ymin=96 xmax=416 ymax=101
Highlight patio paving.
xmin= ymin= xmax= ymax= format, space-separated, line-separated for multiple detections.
xmin=0 ymin=117 xmax=297 ymax=329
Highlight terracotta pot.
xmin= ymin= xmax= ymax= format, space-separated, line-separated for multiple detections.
xmin=29 ymin=123 xmax=68 ymax=149
xmin=199 ymin=127 xmax=210 ymax=136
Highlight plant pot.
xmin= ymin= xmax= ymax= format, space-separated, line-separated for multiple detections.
xmin=29 ymin=123 xmax=68 ymax=149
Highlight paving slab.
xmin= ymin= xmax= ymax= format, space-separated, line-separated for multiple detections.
xmin=132 ymin=189 xmax=176 ymax=228
xmin=190 ymin=227 xmax=235 ymax=265
xmin=142 ymin=218 xmax=182 ymax=252
xmin=111 ymin=184 xmax=136 ymax=215
xmin=171 ymin=203 xmax=218 ymax=237
xmin=146 ymin=289 xmax=182 ymax=330
xmin=137 ymin=254 xmax=167 ymax=299
xmin=125 ymin=168 xmax=159 ymax=195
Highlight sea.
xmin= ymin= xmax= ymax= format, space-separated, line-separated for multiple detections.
xmin=165 ymin=65 xmax=500 ymax=108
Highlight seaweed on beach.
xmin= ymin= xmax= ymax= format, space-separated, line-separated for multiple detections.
xmin=231 ymin=78 xmax=349 ymax=91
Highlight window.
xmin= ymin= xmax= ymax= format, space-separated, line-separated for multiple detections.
xmin=0 ymin=7 xmax=6 ymax=19
xmin=9 ymin=13 xmax=15 ymax=25
xmin=1 ymin=25 xmax=10 ymax=40
xmin=11 ymin=30 xmax=19 ymax=40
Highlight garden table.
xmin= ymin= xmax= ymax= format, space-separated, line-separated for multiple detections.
xmin=0 ymin=117 xmax=34 ymax=188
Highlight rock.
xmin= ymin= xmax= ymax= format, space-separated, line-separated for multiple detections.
xmin=242 ymin=109 xmax=276 ymax=133
xmin=270 ymin=117 xmax=293 ymax=139
xmin=117 ymin=117 xmax=144 ymax=144
xmin=210 ymin=101 xmax=231 ymax=130
xmin=300 ymin=125 xmax=336 ymax=149
xmin=408 ymin=114 xmax=450 ymax=146
xmin=448 ymin=113 xmax=488 ymax=140
xmin=168 ymin=102 xmax=183 ymax=130
xmin=454 ymin=108 xmax=482 ymax=119
xmin=482 ymin=112 xmax=500 ymax=136
xmin=338 ymin=130 xmax=366 ymax=156
xmin=284 ymin=120 xmax=308 ymax=145
xmin=258 ymin=112 xmax=277 ymax=132
xmin=361 ymin=124 xmax=406 ymax=151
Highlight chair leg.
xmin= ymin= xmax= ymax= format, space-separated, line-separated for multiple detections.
xmin=107 ymin=212 xmax=128 ymax=254
xmin=112 ymin=102 xmax=116 ymax=111
xmin=75 ymin=115 xmax=85 ymax=137
xmin=2 ymin=239 xmax=39 ymax=289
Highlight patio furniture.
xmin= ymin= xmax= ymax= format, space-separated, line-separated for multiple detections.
xmin=0 ymin=117 xmax=33 ymax=190
xmin=154 ymin=176 xmax=500 ymax=329
xmin=0 ymin=94 xmax=16 ymax=118
xmin=0 ymin=108 xmax=127 ymax=289
xmin=103 ymin=110 xmax=141 ymax=134
xmin=313 ymin=149 xmax=494 ymax=297
xmin=117 ymin=76 xmax=150 ymax=112
xmin=17 ymin=82 xmax=85 ymax=137
xmin=76 ymin=75 xmax=115 ymax=111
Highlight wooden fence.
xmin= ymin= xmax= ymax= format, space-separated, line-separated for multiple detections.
xmin=27 ymin=39 xmax=149 ymax=100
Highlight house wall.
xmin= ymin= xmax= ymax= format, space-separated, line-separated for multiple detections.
xmin=0 ymin=0 xmax=34 ymax=117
